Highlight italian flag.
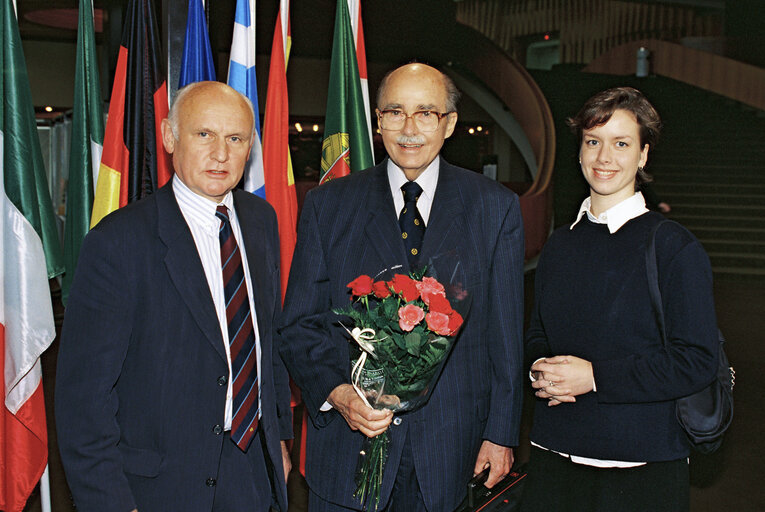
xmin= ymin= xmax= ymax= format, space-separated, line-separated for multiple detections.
xmin=1 ymin=0 xmax=63 ymax=509
xmin=319 ymin=0 xmax=374 ymax=184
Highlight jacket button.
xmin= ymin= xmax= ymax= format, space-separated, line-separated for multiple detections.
xmin=217 ymin=375 xmax=227 ymax=386
xmin=393 ymin=417 xmax=402 ymax=426
xmin=206 ymin=478 xmax=216 ymax=487
xmin=212 ymin=424 xmax=223 ymax=435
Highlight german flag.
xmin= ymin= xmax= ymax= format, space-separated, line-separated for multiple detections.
xmin=91 ymin=0 xmax=172 ymax=227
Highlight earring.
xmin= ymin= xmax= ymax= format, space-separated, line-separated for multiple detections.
xmin=637 ymin=166 xmax=644 ymax=172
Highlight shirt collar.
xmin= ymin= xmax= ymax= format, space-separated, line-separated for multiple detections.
xmin=386 ymin=156 xmax=440 ymax=203
xmin=173 ymin=175 xmax=235 ymax=231
xmin=570 ymin=192 xmax=648 ymax=234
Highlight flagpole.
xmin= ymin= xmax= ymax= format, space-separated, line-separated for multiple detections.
xmin=40 ymin=464 xmax=52 ymax=512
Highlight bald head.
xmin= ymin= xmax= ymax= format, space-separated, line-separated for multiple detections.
xmin=167 ymin=81 xmax=255 ymax=140
xmin=376 ymin=63 xmax=460 ymax=113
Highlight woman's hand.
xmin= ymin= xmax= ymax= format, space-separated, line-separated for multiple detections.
xmin=531 ymin=356 xmax=594 ymax=406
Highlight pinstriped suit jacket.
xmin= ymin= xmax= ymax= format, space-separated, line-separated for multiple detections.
xmin=279 ymin=159 xmax=524 ymax=511
xmin=55 ymin=184 xmax=292 ymax=512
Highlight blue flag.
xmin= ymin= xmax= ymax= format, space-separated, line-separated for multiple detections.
xmin=227 ymin=0 xmax=265 ymax=197
xmin=179 ymin=0 xmax=215 ymax=87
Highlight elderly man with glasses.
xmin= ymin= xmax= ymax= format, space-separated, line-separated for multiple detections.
xmin=279 ymin=63 xmax=524 ymax=512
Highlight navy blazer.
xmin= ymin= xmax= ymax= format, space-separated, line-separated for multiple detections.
xmin=279 ymin=160 xmax=525 ymax=511
xmin=55 ymin=184 xmax=292 ymax=512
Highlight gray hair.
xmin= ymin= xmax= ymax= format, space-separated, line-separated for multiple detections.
xmin=167 ymin=81 xmax=256 ymax=140
xmin=376 ymin=64 xmax=461 ymax=113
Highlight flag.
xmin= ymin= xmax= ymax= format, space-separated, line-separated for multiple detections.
xmin=1 ymin=0 xmax=62 ymax=509
xmin=62 ymin=0 xmax=105 ymax=302
xmin=347 ymin=0 xmax=373 ymax=156
xmin=227 ymin=0 xmax=266 ymax=198
xmin=319 ymin=0 xmax=374 ymax=184
xmin=91 ymin=0 xmax=172 ymax=227
xmin=261 ymin=0 xmax=297 ymax=300
xmin=178 ymin=0 xmax=216 ymax=88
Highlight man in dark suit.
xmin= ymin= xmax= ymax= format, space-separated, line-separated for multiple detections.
xmin=279 ymin=63 xmax=524 ymax=511
xmin=55 ymin=81 xmax=292 ymax=512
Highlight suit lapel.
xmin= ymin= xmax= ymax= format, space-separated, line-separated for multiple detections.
xmin=364 ymin=162 xmax=410 ymax=269
xmin=420 ymin=161 xmax=466 ymax=265
xmin=157 ymin=185 xmax=227 ymax=362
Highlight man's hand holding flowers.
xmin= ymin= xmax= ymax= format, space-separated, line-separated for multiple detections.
xmin=334 ymin=270 xmax=469 ymax=510
xmin=328 ymin=384 xmax=393 ymax=437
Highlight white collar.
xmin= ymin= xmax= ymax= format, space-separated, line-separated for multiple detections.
xmin=570 ymin=192 xmax=648 ymax=234
xmin=386 ymin=156 xmax=440 ymax=200
xmin=173 ymin=175 xmax=235 ymax=230
xmin=386 ymin=157 xmax=440 ymax=225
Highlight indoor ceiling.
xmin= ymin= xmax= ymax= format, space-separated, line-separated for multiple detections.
xmin=16 ymin=0 xmax=457 ymax=63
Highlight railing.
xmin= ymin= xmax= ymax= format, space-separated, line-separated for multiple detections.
xmin=455 ymin=0 xmax=721 ymax=65
xmin=445 ymin=24 xmax=556 ymax=262
xmin=584 ymin=39 xmax=765 ymax=111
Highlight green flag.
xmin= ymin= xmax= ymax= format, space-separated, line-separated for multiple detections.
xmin=62 ymin=0 xmax=104 ymax=301
xmin=319 ymin=0 xmax=374 ymax=184
xmin=1 ymin=0 xmax=64 ymax=278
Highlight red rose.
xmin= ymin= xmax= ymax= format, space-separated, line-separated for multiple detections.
xmin=447 ymin=310 xmax=464 ymax=335
xmin=417 ymin=277 xmax=446 ymax=304
xmin=389 ymin=274 xmax=420 ymax=302
xmin=427 ymin=293 xmax=453 ymax=315
xmin=425 ymin=311 xmax=452 ymax=336
xmin=398 ymin=304 xmax=425 ymax=332
xmin=347 ymin=275 xmax=374 ymax=297
xmin=372 ymin=280 xmax=391 ymax=299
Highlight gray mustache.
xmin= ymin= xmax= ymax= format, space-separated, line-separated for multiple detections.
xmin=396 ymin=135 xmax=426 ymax=145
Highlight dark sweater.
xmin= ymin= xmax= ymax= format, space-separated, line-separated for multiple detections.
xmin=526 ymin=212 xmax=718 ymax=462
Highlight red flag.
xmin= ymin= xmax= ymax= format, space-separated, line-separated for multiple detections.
xmin=91 ymin=0 xmax=172 ymax=226
xmin=261 ymin=0 xmax=298 ymax=301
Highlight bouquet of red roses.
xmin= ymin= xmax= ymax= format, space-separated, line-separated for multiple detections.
xmin=334 ymin=269 xmax=469 ymax=511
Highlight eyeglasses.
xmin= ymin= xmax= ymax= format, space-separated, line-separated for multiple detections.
xmin=376 ymin=109 xmax=454 ymax=132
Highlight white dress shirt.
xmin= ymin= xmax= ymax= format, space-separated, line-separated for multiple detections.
xmin=387 ymin=156 xmax=440 ymax=225
xmin=173 ymin=176 xmax=261 ymax=430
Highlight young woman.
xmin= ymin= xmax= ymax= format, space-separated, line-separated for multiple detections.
xmin=520 ymin=87 xmax=719 ymax=512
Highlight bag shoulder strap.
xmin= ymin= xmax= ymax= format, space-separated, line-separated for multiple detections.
xmin=645 ymin=219 xmax=674 ymax=349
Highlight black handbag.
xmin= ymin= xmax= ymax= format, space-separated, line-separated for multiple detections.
xmin=645 ymin=220 xmax=735 ymax=454
xmin=453 ymin=465 xmax=527 ymax=512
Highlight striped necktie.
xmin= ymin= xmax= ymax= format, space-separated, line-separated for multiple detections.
xmin=399 ymin=181 xmax=425 ymax=269
xmin=216 ymin=205 xmax=259 ymax=451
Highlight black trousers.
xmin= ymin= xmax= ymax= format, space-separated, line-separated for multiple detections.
xmin=520 ymin=446 xmax=689 ymax=512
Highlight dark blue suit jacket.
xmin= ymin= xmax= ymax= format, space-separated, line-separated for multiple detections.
xmin=279 ymin=160 xmax=524 ymax=511
xmin=55 ymin=184 xmax=292 ymax=512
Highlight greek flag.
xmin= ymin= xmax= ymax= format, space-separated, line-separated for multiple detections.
xmin=227 ymin=0 xmax=265 ymax=198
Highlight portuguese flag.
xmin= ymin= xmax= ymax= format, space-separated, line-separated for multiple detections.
xmin=319 ymin=0 xmax=374 ymax=184
xmin=91 ymin=0 xmax=172 ymax=227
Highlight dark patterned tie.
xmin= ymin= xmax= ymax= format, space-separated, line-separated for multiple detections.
xmin=216 ymin=205 xmax=259 ymax=451
xmin=399 ymin=181 xmax=425 ymax=269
